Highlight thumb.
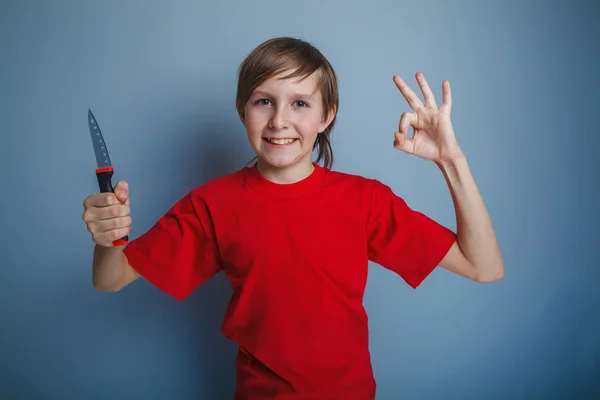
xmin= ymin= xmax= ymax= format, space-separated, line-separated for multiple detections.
xmin=114 ymin=180 xmax=129 ymax=204
xmin=394 ymin=132 xmax=414 ymax=154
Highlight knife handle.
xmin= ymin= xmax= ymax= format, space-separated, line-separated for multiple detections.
xmin=96 ymin=167 xmax=129 ymax=247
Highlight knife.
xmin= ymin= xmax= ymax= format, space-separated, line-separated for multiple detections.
xmin=88 ymin=109 xmax=129 ymax=246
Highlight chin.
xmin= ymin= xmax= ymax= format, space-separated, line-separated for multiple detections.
xmin=260 ymin=156 xmax=300 ymax=169
xmin=258 ymin=152 xmax=311 ymax=169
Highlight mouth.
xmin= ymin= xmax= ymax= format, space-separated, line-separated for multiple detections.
xmin=263 ymin=137 xmax=298 ymax=146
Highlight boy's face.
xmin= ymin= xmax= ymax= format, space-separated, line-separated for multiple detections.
xmin=242 ymin=71 xmax=334 ymax=176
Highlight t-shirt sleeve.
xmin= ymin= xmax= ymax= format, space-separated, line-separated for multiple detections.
xmin=123 ymin=191 xmax=222 ymax=301
xmin=366 ymin=179 xmax=456 ymax=288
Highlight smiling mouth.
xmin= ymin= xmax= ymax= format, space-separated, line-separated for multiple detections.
xmin=263 ymin=138 xmax=298 ymax=145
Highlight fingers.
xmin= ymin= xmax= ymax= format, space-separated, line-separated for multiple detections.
xmin=92 ymin=227 xmax=131 ymax=248
xmin=84 ymin=207 xmax=131 ymax=247
xmin=87 ymin=216 xmax=132 ymax=235
xmin=441 ymin=80 xmax=452 ymax=113
xmin=82 ymin=181 xmax=129 ymax=207
xmin=82 ymin=180 xmax=131 ymax=247
xmin=394 ymin=112 xmax=418 ymax=154
xmin=83 ymin=192 xmax=129 ymax=220
xmin=114 ymin=180 xmax=129 ymax=205
xmin=394 ymin=131 xmax=414 ymax=154
xmin=398 ymin=112 xmax=418 ymax=137
xmin=85 ymin=203 xmax=130 ymax=221
xmin=415 ymin=72 xmax=436 ymax=107
xmin=395 ymin=73 xmax=450 ymax=111
xmin=393 ymin=75 xmax=424 ymax=110
xmin=83 ymin=192 xmax=117 ymax=208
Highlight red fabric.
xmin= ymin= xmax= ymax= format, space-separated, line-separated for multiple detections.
xmin=124 ymin=162 xmax=456 ymax=399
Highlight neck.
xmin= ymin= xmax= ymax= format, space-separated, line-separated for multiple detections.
xmin=256 ymin=159 xmax=315 ymax=184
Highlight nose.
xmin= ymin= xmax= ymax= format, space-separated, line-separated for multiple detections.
xmin=269 ymin=105 xmax=289 ymax=130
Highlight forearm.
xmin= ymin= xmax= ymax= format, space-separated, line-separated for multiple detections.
xmin=437 ymin=154 xmax=504 ymax=281
xmin=92 ymin=244 xmax=131 ymax=291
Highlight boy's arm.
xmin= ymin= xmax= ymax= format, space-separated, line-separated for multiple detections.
xmin=391 ymin=72 xmax=503 ymax=283
xmin=436 ymin=155 xmax=504 ymax=283
xmin=92 ymin=244 xmax=140 ymax=292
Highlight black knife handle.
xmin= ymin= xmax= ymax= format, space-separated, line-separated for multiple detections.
xmin=96 ymin=167 xmax=129 ymax=246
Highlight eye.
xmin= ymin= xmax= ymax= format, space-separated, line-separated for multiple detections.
xmin=255 ymin=99 xmax=271 ymax=106
xmin=295 ymin=100 xmax=309 ymax=108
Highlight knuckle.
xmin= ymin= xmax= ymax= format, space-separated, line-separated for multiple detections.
xmin=110 ymin=218 xmax=120 ymax=230
xmin=82 ymin=210 xmax=95 ymax=223
xmin=113 ymin=217 xmax=128 ymax=229
xmin=91 ymin=233 xmax=101 ymax=244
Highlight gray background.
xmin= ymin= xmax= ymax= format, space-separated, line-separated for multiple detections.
xmin=1 ymin=0 xmax=599 ymax=398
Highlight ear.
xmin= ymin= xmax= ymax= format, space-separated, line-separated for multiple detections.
xmin=318 ymin=105 xmax=337 ymax=132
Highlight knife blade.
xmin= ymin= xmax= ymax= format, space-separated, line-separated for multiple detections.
xmin=88 ymin=109 xmax=129 ymax=246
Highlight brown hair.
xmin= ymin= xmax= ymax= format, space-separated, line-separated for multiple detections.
xmin=236 ymin=37 xmax=339 ymax=169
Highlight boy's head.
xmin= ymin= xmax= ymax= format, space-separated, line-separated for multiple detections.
xmin=236 ymin=37 xmax=338 ymax=169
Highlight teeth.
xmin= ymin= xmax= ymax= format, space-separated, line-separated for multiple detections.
xmin=268 ymin=138 xmax=295 ymax=145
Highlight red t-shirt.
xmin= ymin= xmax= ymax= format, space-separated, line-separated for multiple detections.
xmin=123 ymin=162 xmax=456 ymax=399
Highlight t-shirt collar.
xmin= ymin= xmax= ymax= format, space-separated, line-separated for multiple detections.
xmin=244 ymin=161 xmax=326 ymax=199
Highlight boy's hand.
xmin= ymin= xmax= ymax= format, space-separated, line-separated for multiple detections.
xmin=82 ymin=180 xmax=131 ymax=247
xmin=392 ymin=72 xmax=464 ymax=163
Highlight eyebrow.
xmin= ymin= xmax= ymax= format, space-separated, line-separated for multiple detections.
xmin=252 ymin=90 xmax=316 ymax=99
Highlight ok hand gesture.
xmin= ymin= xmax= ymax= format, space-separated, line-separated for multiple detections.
xmin=393 ymin=72 xmax=463 ymax=163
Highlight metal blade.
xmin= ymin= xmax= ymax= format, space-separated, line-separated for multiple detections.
xmin=88 ymin=109 xmax=112 ymax=169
